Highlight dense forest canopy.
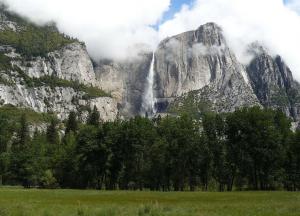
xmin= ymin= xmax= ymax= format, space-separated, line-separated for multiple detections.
xmin=0 ymin=106 xmax=299 ymax=191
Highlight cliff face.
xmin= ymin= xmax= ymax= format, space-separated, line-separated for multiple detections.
xmin=94 ymin=53 xmax=152 ymax=117
xmin=0 ymin=44 xmax=118 ymax=121
xmin=154 ymin=23 xmax=260 ymax=113
xmin=22 ymin=43 xmax=99 ymax=87
xmin=246 ymin=45 xmax=300 ymax=121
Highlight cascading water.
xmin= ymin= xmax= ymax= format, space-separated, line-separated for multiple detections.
xmin=141 ymin=52 xmax=156 ymax=117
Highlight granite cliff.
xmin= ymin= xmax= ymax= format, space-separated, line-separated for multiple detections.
xmin=153 ymin=23 xmax=260 ymax=113
xmin=246 ymin=44 xmax=300 ymax=122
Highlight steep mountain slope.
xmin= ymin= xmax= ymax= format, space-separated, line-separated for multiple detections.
xmin=0 ymin=7 xmax=118 ymax=121
xmin=246 ymin=44 xmax=300 ymax=121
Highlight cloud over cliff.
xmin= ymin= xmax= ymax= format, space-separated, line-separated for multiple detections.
xmin=159 ymin=0 xmax=300 ymax=80
xmin=2 ymin=0 xmax=170 ymax=60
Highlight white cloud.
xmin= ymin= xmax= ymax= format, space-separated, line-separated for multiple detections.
xmin=2 ymin=0 xmax=170 ymax=60
xmin=159 ymin=0 xmax=300 ymax=81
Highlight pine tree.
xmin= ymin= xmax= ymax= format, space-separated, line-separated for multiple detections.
xmin=87 ymin=106 xmax=100 ymax=127
xmin=19 ymin=114 xmax=29 ymax=148
xmin=10 ymin=114 xmax=31 ymax=187
xmin=65 ymin=111 xmax=78 ymax=134
xmin=46 ymin=118 xmax=59 ymax=146
xmin=0 ymin=113 xmax=11 ymax=185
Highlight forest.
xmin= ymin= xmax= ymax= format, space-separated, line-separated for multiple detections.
xmin=0 ymin=106 xmax=299 ymax=191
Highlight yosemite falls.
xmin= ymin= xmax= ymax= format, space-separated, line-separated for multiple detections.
xmin=141 ymin=52 xmax=156 ymax=117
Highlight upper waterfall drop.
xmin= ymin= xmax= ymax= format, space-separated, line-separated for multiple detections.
xmin=141 ymin=52 xmax=156 ymax=117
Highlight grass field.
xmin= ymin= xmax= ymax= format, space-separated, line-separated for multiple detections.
xmin=0 ymin=188 xmax=299 ymax=216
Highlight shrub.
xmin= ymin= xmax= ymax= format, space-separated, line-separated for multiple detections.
xmin=40 ymin=170 xmax=58 ymax=189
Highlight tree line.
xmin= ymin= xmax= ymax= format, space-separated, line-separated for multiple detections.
xmin=0 ymin=106 xmax=299 ymax=191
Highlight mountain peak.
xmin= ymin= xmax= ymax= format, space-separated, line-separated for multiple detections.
xmin=246 ymin=42 xmax=270 ymax=57
xmin=195 ymin=22 xmax=225 ymax=46
xmin=197 ymin=22 xmax=221 ymax=30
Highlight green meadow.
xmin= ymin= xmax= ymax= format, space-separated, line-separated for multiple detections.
xmin=0 ymin=188 xmax=299 ymax=216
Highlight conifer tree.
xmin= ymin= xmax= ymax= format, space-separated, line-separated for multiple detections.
xmin=87 ymin=106 xmax=100 ymax=127
xmin=65 ymin=111 xmax=78 ymax=134
xmin=46 ymin=118 xmax=59 ymax=146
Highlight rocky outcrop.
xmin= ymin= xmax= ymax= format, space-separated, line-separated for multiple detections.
xmin=246 ymin=44 xmax=300 ymax=121
xmin=12 ymin=43 xmax=98 ymax=87
xmin=0 ymin=11 xmax=20 ymax=32
xmin=0 ymin=84 xmax=117 ymax=121
xmin=154 ymin=23 xmax=259 ymax=113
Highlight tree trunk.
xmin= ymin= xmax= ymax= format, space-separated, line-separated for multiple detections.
xmin=254 ymin=165 xmax=258 ymax=190
xmin=227 ymin=175 xmax=235 ymax=191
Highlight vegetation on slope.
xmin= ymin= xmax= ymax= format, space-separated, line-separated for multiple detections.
xmin=29 ymin=75 xmax=111 ymax=98
xmin=0 ymin=104 xmax=55 ymax=124
xmin=0 ymin=53 xmax=14 ymax=85
xmin=0 ymin=6 xmax=77 ymax=58
xmin=0 ymin=57 xmax=110 ymax=98
xmin=0 ymin=53 xmax=11 ymax=71
xmin=168 ymin=90 xmax=212 ymax=118
xmin=0 ymin=27 xmax=76 ymax=58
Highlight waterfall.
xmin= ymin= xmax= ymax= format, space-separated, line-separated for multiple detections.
xmin=141 ymin=52 xmax=156 ymax=117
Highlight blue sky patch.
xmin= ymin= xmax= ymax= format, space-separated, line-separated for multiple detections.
xmin=162 ymin=0 xmax=193 ymax=22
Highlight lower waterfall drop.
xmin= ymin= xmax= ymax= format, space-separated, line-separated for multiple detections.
xmin=141 ymin=52 xmax=156 ymax=117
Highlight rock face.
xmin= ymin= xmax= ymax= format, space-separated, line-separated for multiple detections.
xmin=0 ymin=84 xmax=117 ymax=121
xmin=154 ymin=23 xmax=260 ymax=113
xmin=0 ymin=43 xmax=118 ymax=121
xmin=94 ymin=53 xmax=152 ymax=117
xmin=0 ymin=13 xmax=118 ymax=122
xmin=20 ymin=43 xmax=99 ymax=87
xmin=0 ymin=11 xmax=20 ymax=31
xmin=246 ymin=45 xmax=300 ymax=121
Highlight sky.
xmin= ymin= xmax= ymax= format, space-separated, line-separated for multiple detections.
xmin=162 ymin=0 xmax=193 ymax=23
xmin=2 ymin=0 xmax=300 ymax=79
